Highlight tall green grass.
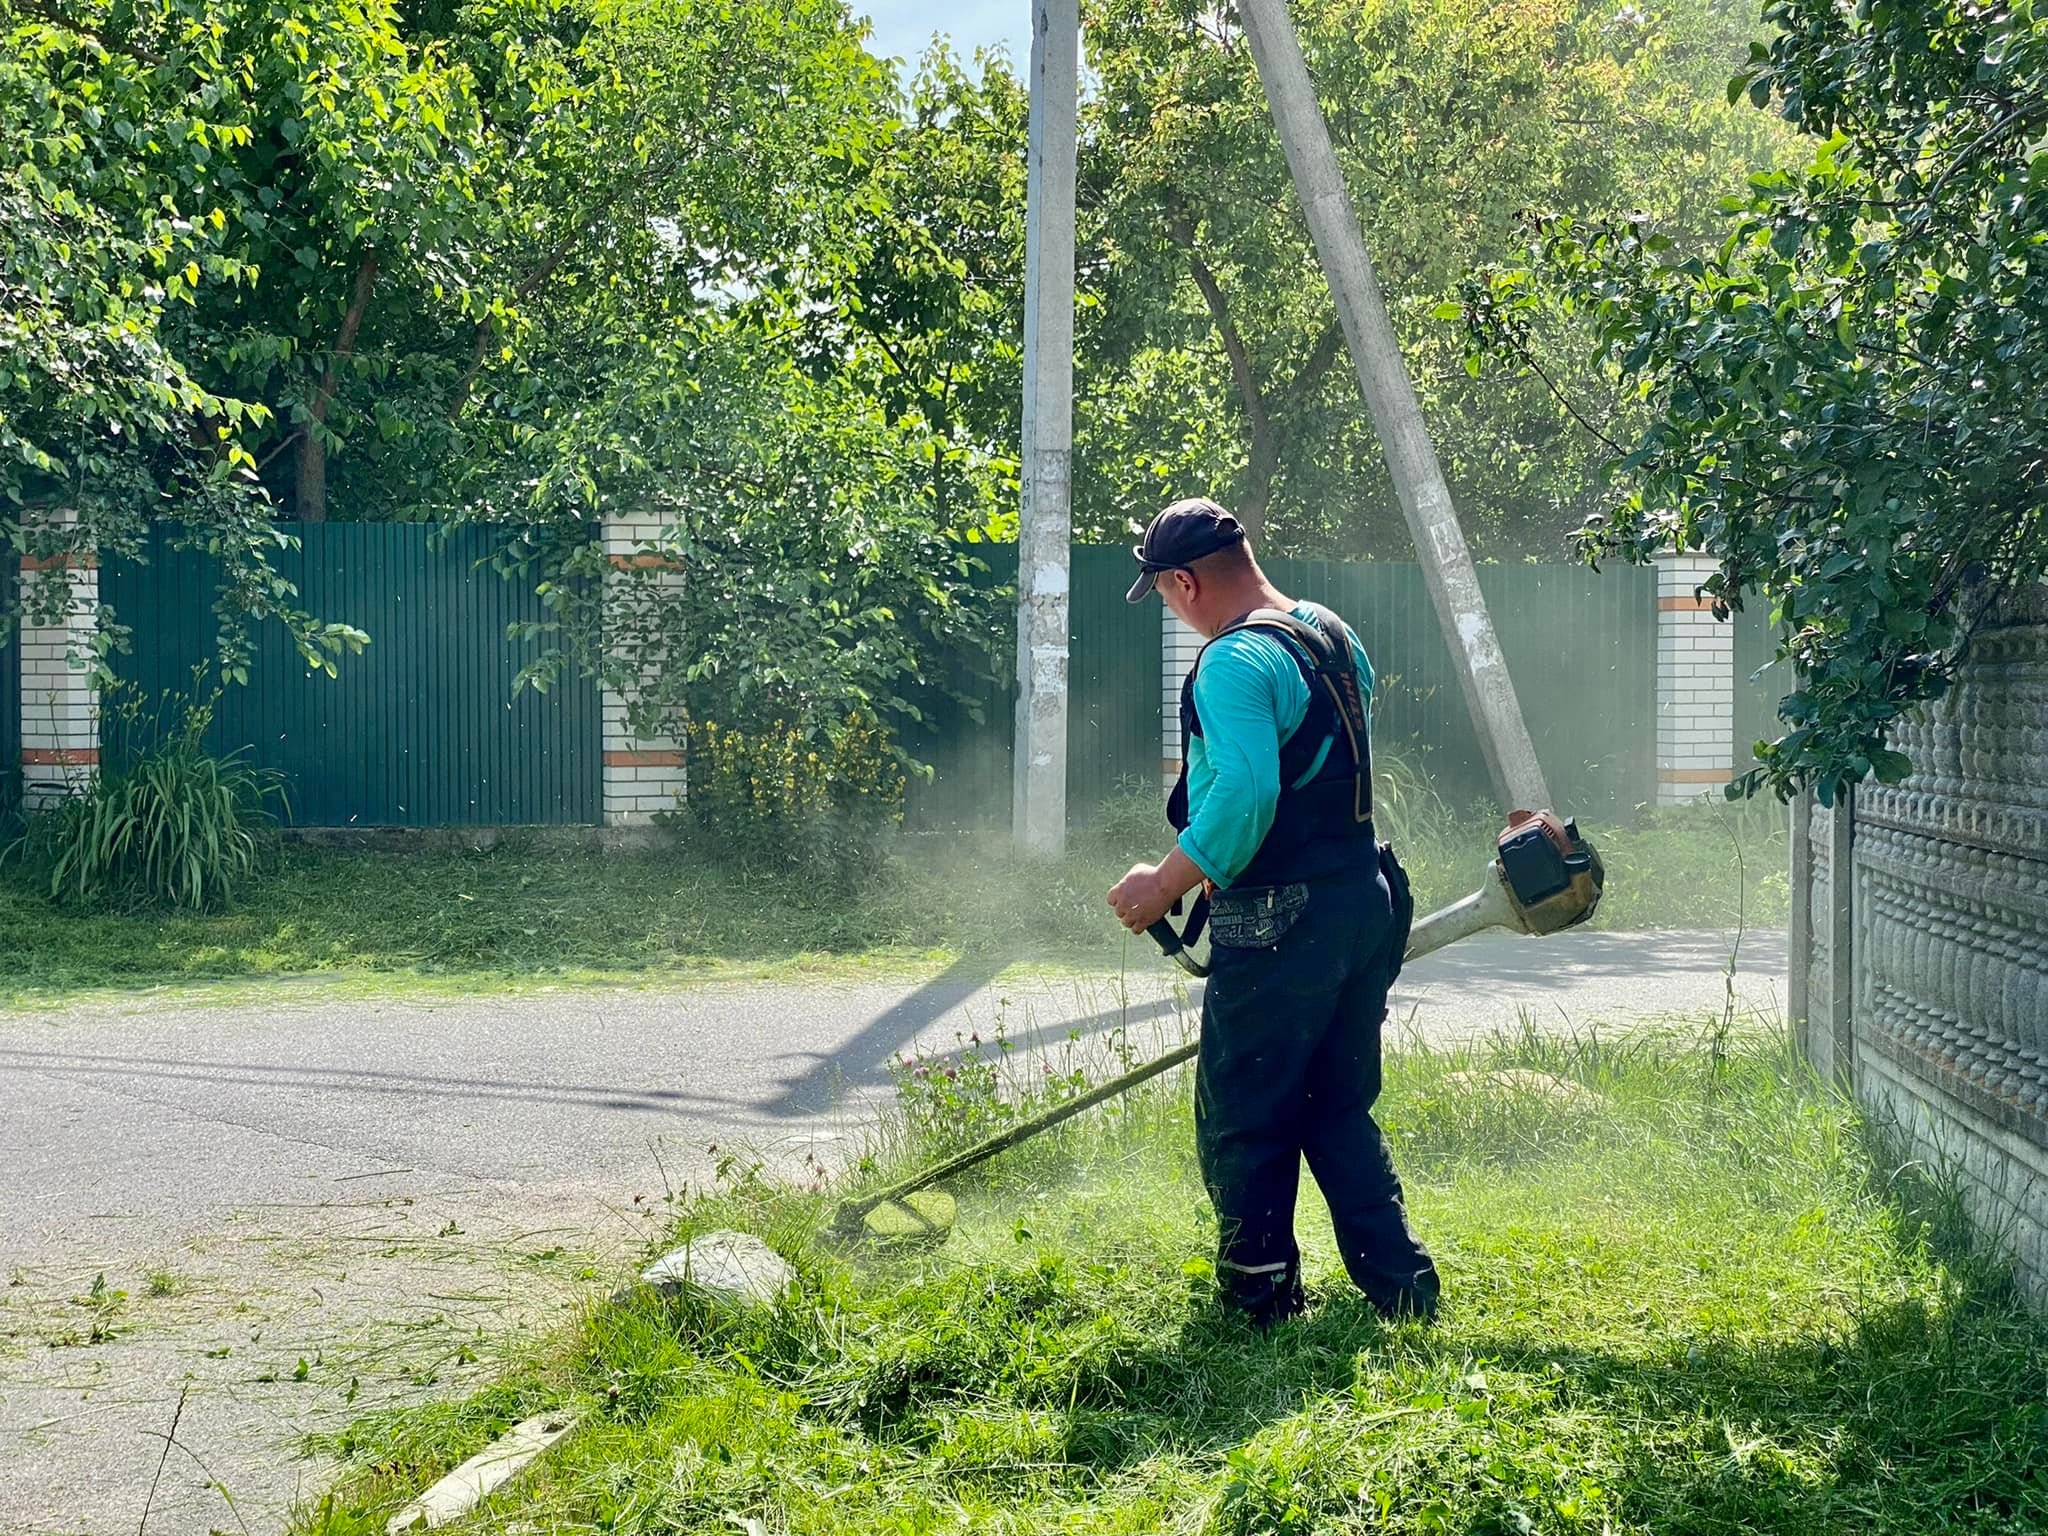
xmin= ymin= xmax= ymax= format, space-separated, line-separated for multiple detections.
xmin=293 ymin=1025 xmax=2048 ymax=1536
xmin=0 ymin=795 xmax=1786 ymax=999
xmin=8 ymin=726 xmax=283 ymax=912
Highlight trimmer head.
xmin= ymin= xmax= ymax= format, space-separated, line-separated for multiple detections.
xmin=835 ymin=1189 xmax=956 ymax=1247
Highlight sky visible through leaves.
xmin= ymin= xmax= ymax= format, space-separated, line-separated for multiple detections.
xmin=860 ymin=1 xmax=1027 ymax=74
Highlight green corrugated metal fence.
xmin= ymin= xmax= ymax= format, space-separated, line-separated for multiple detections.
xmin=899 ymin=545 xmax=1014 ymax=830
xmin=1070 ymin=545 xmax=1169 ymax=805
xmin=1266 ymin=559 xmax=1658 ymax=815
xmin=902 ymin=546 xmax=1164 ymax=830
xmin=91 ymin=527 xmax=1685 ymax=832
xmin=907 ymin=552 xmax=1661 ymax=828
xmin=102 ymin=524 xmax=600 ymax=827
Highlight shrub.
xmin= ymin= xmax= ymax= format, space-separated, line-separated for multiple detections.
xmin=888 ymin=1015 xmax=1130 ymax=1158
xmin=677 ymin=710 xmax=906 ymax=888
xmin=12 ymin=692 xmax=284 ymax=911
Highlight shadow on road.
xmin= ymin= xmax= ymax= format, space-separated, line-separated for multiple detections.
xmin=0 ymin=1044 xmax=753 ymax=1117
xmin=754 ymin=954 xmax=1196 ymax=1118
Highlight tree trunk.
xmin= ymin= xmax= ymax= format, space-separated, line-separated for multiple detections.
xmin=1166 ymin=196 xmax=1273 ymax=543
xmin=1241 ymin=413 xmax=1279 ymax=542
xmin=296 ymin=249 xmax=379 ymax=523
xmin=294 ymin=420 xmax=327 ymax=523
xmin=1167 ymin=199 xmax=1350 ymax=546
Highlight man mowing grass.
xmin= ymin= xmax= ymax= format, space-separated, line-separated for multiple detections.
xmin=1108 ymin=497 xmax=1438 ymax=1328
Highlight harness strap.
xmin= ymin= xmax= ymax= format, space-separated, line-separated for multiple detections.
xmin=1204 ymin=604 xmax=1373 ymax=824
xmin=1146 ymin=887 xmax=1211 ymax=977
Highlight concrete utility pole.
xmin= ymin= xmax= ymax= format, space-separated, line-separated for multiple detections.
xmin=1013 ymin=0 xmax=1080 ymax=854
xmin=1236 ymin=0 xmax=1553 ymax=813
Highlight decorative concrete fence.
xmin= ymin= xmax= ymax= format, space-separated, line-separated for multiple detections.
xmin=1789 ymin=585 xmax=2048 ymax=1296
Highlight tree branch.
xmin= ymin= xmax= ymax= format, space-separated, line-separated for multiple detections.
xmin=1163 ymin=191 xmax=1273 ymax=456
xmin=446 ymin=153 xmax=683 ymax=423
xmin=1279 ymin=317 xmax=1345 ymax=417
xmin=14 ymin=0 xmax=164 ymax=66
xmin=296 ymin=247 xmax=378 ymax=521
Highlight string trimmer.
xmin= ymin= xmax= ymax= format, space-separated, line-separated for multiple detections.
xmin=832 ymin=810 xmax=1603 ymax=1245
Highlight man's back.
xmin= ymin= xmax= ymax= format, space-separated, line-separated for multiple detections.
xmin=1177 ymin=602 xmax=1374 ymax=891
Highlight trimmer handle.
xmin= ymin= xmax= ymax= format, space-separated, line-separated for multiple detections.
xmin=1147 ymin=907 xmax=1210 ymax=978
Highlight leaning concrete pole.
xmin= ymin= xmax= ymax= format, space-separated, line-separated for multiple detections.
xmin=1236 ymin=0 xmax=1552 ymax=812
xmin=1013 ymin=0 xmax=1080 ymax=854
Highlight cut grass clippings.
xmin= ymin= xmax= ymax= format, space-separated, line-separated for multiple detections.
xmin=0 ymin=803 xmax=1787 ymax=1004
xmin=292 ymin=1025 xmax=2048 ymax=1535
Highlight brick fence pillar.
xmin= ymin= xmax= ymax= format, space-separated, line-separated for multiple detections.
xmin=19 ymin=525 xmax=98 ymax=810
xmin=1160 ymin=609 xmax=1201 ymax=793
xmin=1655 ymin=553 xmax=1735 ymax=805
xmin=600 ymin=513 xmax=688 ymax=826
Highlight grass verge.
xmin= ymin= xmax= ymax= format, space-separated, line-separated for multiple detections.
xmin=0 ymin=801 xmax=1786 ymax=1005
xmin=291 ymin=1022 xmax=2046 ymax=1535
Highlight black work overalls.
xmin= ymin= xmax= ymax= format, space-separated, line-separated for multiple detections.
xmin=1170 ymin=603 xmax=1439 ymax=1324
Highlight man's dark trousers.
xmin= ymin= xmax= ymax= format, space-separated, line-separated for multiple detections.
xmin=1194 ymin=863 xmax=1439 ymax=1322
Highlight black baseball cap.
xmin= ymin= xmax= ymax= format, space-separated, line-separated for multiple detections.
xmin=1125 ymin=497 xmax=1247 ymax=602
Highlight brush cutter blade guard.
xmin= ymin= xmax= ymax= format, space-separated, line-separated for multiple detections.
xmin=851 ymin=1190 xmax=956 ymax=1246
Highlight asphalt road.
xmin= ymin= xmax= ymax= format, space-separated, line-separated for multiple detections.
xmin=0 ymin=927 xmax=1784 ymax=1535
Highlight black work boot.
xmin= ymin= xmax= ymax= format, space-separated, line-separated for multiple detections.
xmin=1369 ymin=1271 xmax=1441 ymax=1325
xmin=1218 ymin=1264 xmax=1305 ymax=1332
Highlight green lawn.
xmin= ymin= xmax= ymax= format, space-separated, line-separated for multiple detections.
xmin=294 ymin=1026 xmax=2048 ymax=1535
xmin=0 ymin=802 xmax=1787 ymax=1003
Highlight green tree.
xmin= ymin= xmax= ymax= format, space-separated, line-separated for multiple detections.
xmin=1 ymin=0 xmax=910 ymax=654
xmin=1 ymin=0 xmax=369 ymax=668
xmin=1074 ymin=0 xmax=1791 ymax=557
xmin=443 ymin=23 xmax=1020 ymax=751
xmin=436 ymin=0 xmax=899 ymax=508
xmin=795 ymin=43 xmax=1029 ymax=533
xmin=500 ymin=321 xmax=1012 ymax=751
xmin=1457 ymin=0 xmax=2048 ymax=799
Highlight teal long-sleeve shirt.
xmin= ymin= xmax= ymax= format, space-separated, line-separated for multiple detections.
xmin=1177 ymin=605 xmax=1375 ymax=889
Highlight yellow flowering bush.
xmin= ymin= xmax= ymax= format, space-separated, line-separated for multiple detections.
xmin=681 ymin=711 xmax=906 ymax=885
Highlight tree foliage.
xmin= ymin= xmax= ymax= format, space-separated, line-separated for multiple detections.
xmin=1073 ymin=0 xmax=1792 ymax=557
xmin=1 ymin=0 xmax=989 ymax=702
xmin=793 ymin=45 xmax=1028 ymax=533
xmin=1 ymin=0 xmax=370 ymax=667
xmin=501 ymin=324 xmax=1012 ymax=750
xmin=1458 ymin=0 xmax=2048 ymax=801
xmin=5 ymin=0 xmax=1821 ymax=765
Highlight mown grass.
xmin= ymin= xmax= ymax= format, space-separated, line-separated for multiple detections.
xmin=292 ymin=1024 xmax=2048 ymax=1536
xmin=0 ymin=800 xmax=1785 ymax=1004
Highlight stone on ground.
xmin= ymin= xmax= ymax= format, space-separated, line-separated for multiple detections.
xmin=385 ymin=1411 xmax=578 ymax=1532
xmin=638 ymin=1230 xmax=796 ymax=1307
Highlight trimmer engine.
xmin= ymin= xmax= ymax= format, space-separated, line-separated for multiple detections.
xmin=1493 ymin=809 xmax=1603 ymax=935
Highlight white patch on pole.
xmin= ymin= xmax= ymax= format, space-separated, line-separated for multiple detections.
xmin=1031 ymin=561 xmax=1070 ymax=596
xmin=1456 ymin=612 xmax=1500 ymax=670
xmin=1030 ymin=643 xmax=1067 ymax=692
